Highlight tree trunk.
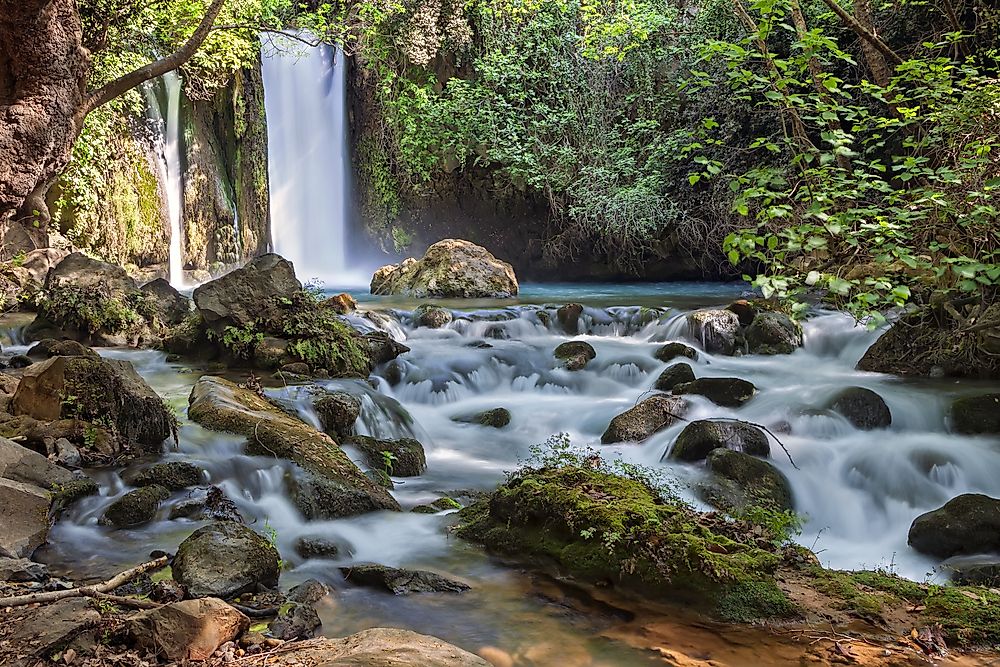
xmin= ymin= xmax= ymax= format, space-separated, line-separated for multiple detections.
xmin=851 ymin=0 xmax=891 ymax=87
xmin=0 ymin=0 xmax=89 ymax=252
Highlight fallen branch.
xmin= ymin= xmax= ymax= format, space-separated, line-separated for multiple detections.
xmin=90 ymin=591 xmax=162 ymax=610
xmin=0 ymin=556 xmax=168 ymax=608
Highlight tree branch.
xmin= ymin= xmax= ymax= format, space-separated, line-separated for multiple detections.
xmin=83 ymin=0 xmax=227 ymax=113
xmin=818 ymin=0 xmax=903 ymax=65
xmin=0 ymin=556 xmax=167 ymax=608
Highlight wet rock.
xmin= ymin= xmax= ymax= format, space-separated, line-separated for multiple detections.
xmin=192 ymin=253 xmax=300 ymax=334
xmin=601 ymin=395 xmax=689 ymax=444
xmin=255 ymin=628 xmax=490 ymax=667
xmin=745 ymin=312 xmax=802 ymax=355
xmin=557 ymin=303 xmax=584 ymax=334
xmin=950 ymin=393 xmax=1000 ymax=435
xmin=12 ymin=355 xmax=174 ymax=451
xmin=140 ymin=278 xmax=192 ymax=326
xmin=280 ymin=361 xmax=311 ymax=375
xmin=8 ymin=355 xmax=31 ymax=368
xmin=687 ymin=309 xmax=742 ymax=355
xmin=127 ymin=461 xmax=204 ymax=491
xmin=50 ymin=478 xmax=99 ymax=515
xmin=413 ymin=304 xmax=453 ymax=329
xmin=169 ymin=486 xmax=243 ymax=523
xmin=940 ymin=556 xmax=1000 ymax=586
xmin=189 ymin=376 xmax=398 ymax=516
xmin=4 ymin=598 xmax=100 ymax=665
xmin=0 ymin=435 xmax=76 ymax=489
xmin=365 ymin=331 xmax=411 ymax=366
xmin=340 ymin=564 xmax=470 ymax=595
xmin=128 ymin=597 xmax=250 ymax=662
xmin=0 ymin=556 xmax=48 ymax=582
xmin=0 ymin=478 xmax=56 ymax=558
xmin=173 ymin=522 xmax=280 ymax=599
xmin=292 ymin=471 xmax=401 ymax=520
xmin=654 ymin=342 xmax=698 ymax=363
xmin=343 ymin=435 xmax=427 ymax=477
xmin=150 ymin=578 xmax=187 ymax=603
xmin=554 ymin=340 xmax=596 ymax=371
xmin=668 ymin=420 xmax=769 ymax=462
xmin=673 ymin=377 xmax=756 ymax=408
xmin=827 ymin=387 xmax=891 ymax=430
xmin=268 ymin=579 xmax=329 ymax=640
xmin=295 ymin=535 xmax=352 ymax=559
xmin=313 ymin=391 xmax=362 ymax=439
xmin=26 ymin=339 xmax=98 ymax=359
xmin=704 ymin=449 xmax=793 ymax=512
xmin=411 ymin=497 xmax=462 ymax=514
xmin=323 ymin=292 xmax=358 ymax=314
xmin=371 ymin=239 xmax=519 ymax=299
xmin=726 ymin=300 xmax=758 ymax=327
xmin=99 ymin=485 xmax=170 ymax=528
xmin=908 ymin=494 xmax=1000 ymax=559
xmin=53 ymin=437 xmax=81 ymax=468
xmin=653 ymin=362 xmax=695 ymax=391
xmin=454 ymin=407 xmax=511 ymax=428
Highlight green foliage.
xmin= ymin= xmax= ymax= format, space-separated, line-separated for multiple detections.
xmin=221 ymin=323 xmax=265 ymax=360
xmin=380 ymin=449 xmax=397 ymax=475
xmin=38 ymin=284 xmax=154 ymax=336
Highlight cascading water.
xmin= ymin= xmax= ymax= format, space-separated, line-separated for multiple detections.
xmin=143 ymin=72 xmax=185 ymax=288
xmin=261 ymin=38 xmax=356 ymax=287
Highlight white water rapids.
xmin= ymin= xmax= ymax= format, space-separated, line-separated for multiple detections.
xmin=15 ymin=284 xmax=1000 ymax=663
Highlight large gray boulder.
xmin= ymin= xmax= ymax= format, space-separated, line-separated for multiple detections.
xmin=192 ymin=254 xmax=301 ymax=332
xmin=371 ymin=239 xmax=518 ymax=299
xmin=343 ymin=435 xmax=426 ymax=477
xmin=172 ymin=522 xmax=280 ymax=599
xmin=668 ymin=420 xmax=769 ymax=462
xmin=687 ymin=309 xmax=742 ymax=355
xmin=908 ymin=494 xmax=1000 ymax=559
xmin=141 ymin=278 xmax=192 ymax=326
xmin=601 ymin=395 xmax=689 ymax=444
xmin=827 ymin=387 xmax=891 ymax=430
xmin=0 ymin=478 xmax=51 ymax=558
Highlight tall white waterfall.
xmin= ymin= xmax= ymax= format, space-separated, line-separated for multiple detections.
xmin=261 ymin=39 xmax=353 ymax=286
xmin=144 ymin=72 xmax=185 ymax=288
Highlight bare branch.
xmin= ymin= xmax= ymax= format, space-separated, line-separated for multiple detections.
xmin=0 ymin=556 xmax=168 ymax=608
xmin=818 ymin=0 xmax=903 ymax=65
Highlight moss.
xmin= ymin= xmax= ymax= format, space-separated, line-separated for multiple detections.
xmin=37 ymin=284 xmax=154 ymax=338
xmin=50 ymin=478 xmax=99 ymax=515
xmin=716 ymin=579 xmax=798 ymax=623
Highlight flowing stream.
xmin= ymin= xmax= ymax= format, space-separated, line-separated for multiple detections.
xmin=144 ymin=71 xmax=185 ymax=288
xmin=17 ymin=284 xmax=1000 ymax=665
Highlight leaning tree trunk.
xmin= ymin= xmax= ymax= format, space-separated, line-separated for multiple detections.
xmin=0 ymin=0 xmax=89 ymax=251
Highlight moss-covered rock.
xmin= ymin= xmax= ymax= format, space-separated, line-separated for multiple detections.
xmin=745 ymin=312 xmax=802 ymax=355
xmin=188 ymin=377 xmax=399 ymax=515
xmin=412 ymin=304 xmax=453 ymax=329
xmin=654 ymin=342 xmax=698 ymax=363
xmin=343 ymin=435 xmax=426 ymax=477
xmin=827 ymin=387 xmax=891 ymax=430
xmin=908 ymin=494 xmax=1000 ymax=559
xmin=673 ymin=377 xmax=756 ymax=408
xmin=453 ymin=407 xmax=511 ymax=428
xmin=553 ymin=340 xmax=596 ymax=371
xmin=950 ymin=393 xmax=1000 ymax=435
xmin=601 ymin=395 xmax=689 ymax=444
xmin=312 ymin=391 xmax=361 ymax=439
xmin=411 ymin=497 xmax=462 ymax=514
xmin=99 ymin=485 xmax=170 ymax=527
xmin=370 ymin=239 xmax=518 ymax=298
xmin=668 ymin=420 xmax=769 ymax=462
xmin=653 ymin=362 xmax=695 ymax=391
xmin=172 ymin=521 xmax=279 ymax=599
xmin=127 ymin=462 xmax=204 ymax=491
xmin=704 ymin=449 xmax=793 ymax=512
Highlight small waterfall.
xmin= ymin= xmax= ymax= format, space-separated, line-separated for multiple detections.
xmin=144 ymin=72 xmax=186 ymax=288
xmin=261 ymin=37 xmax=353 ymax=286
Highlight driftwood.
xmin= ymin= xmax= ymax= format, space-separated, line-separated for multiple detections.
xmin=0 ymin=556 xmax=167 ymax=608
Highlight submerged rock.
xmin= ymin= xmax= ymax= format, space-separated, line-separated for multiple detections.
xmin=128 ymin=597 xmax=249 ymax=662
xmin=908 ymin=494 xmax=1000 ymax=559
xmin=295 ymin=535 xmax=352 ymax=559
xmin=554 ymin=340 xmax=596 ymax=371
xmin=673 ymin=377 xmax=756 ymax=407
xmin=453 ymin=407 xmax=511 ymax=428
xmin=413 ymin=304 xmax=453 ymax=329
xmin=268 ymin=579 xmax=328 ymax=640
xmin=340 ymin=564 xmax=470 ymax=595
xmin=371 ymin=239 xmax=518 ymax=299
xmin=669 ymin=420 xmax=769 ymax=462
xmin=687 ymin=309 xmax=742 ymax=355
xmin=172 ymin=522 xmax=280 ymax=599
xmin=827 ymin=387 xmax=891 ymax=430
xmin=601 ymin=395 xmax=689 ymax=444
xmin=313 ymin=391 xmax=362 ymax=439
xmin=704 ymin=449 xmax=793 ymax=512
xmin=654 ymin=342 xmax=699 ymax=363
xmin=100 ymin=485 xmax=170 ymax=528
xmin=127 ymin=462 xmax=203 ymax=491
xmin=169 ymin=486 xmax=243 ymax=523
xmin=653 ymin=362 xmax=695 ymax=391
xmin=343 ymin=435 xmax=427 ymax=477
xmin=745 ymin=312 xmax=802 ymax=355
xmin=950 ymin=393 xmax=1000 ymax=435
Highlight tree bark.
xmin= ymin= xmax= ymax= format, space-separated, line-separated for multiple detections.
xmin=851 ymin=0 xmax=891 ymax=86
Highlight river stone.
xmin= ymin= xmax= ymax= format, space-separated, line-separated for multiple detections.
xmin=668 ymin=420 xmax=769 ymax=462
xmin=295 ymin=535 xmax=352 ymax=559
xmin=726 ymin=300 xmax=758 ymax=327
xmin=745 ymin=311 xmax=802 ymax=355
xmin=0 ymin=477 xmax=52 ymax=558
xmin=26 ymin=339 xmax=98 ymax=360
xmin=0 ymin=435 xmax=76 ymax=489
xmin=828 ymin=387 xmax=891 ymax=430
xmin=557 ymin=303 xmax=584 ymax=334
xmin=192 ymin=253 xmax=301 ymax=333
xmin=413 ymin=304 xmax=453 ymax=329
xmin=254 ymin=628 xmax=490 ymax=667
xmin=291 ymin=471 xmax=400 ymax=520
xmin=365 ymin=331 xmax=411 ymax=366
xmin=140 ymin=278 xmax=192 ymax=326
xmin=99 ymin=485 xmax=170 ymax=528
xmin=169 ymin=486 xmax=243 ymax=523
xmin=704 ymin=449 xmax=793 ymax=512
xmin=340 ymin=564 xmax=470 ymax=595
xmin=173 ymin=522 xmax=280 ymax=599
xmin=554 ymin=340 xmax=596 ymax=371
xmin=939 ymin=556 xmax=1000 ymax=586
xmin=654 ymin=342 xmax=699 ymax=363
xmin=127 ymin=462 xmax=203 ymax=491
xmin=370 ymin=239 xmax=519 ymax=299
xmin=128 ymin=597 xmax=250 ymax=662
xmin=3 ymin=597 xmax=100 ymax=666
xmin=188 ymin=376 xmax=398 ymax=515
xmin=673 ymin=377 xmax=756 ymax=407
xmin=454 ymin=407 xmax=511 ymax=428
xmin=908 ymin=494 xmax=1000 ymax=559
xmin=950 ymin=394 xmax=1000 ymax=435
xmin=323 ymin=292 xmax=358 ymax=314
xmin=268 ymin=579 xmax=329 ymax=640
xmin=601 ymin=395 xmax=689 ymax=444
xmin=654 ymin=362 xmax=696 ymax=391
xmin=11 ymin=355 xmax=174 ymax=450
xmin=0 ymin=556 xmax=48 ymax=582
xmin=313 ymin=391 xmax=362 ymax=439
xmin=343 ymin=435 xmax=426 ymax=477
xmin=687 ymin=309 xmax=742 ymax=355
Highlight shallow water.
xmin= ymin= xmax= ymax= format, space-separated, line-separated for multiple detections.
xmin=15 ymin=283 xmax=1000 ymax=664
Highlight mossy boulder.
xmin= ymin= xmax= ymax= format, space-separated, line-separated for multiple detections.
xmin=745 ymin=312 xmax=802 ymax=355
xmin=412 ymin=497 xmax=462 ymax=514
xmin=453 ymin=407 xmax=511 ymax=429
xmin=601 ymin=395 xmax=689 ymax=444
xmin=457 ymin=465 xmax=792 ymax=620
xmin=687 ymin=309 xmax=743 ymax=355
xmin=827 ymin=387 xmax=891 ymax=430
xmin=556 ymin=303 xmax=584 ymax=334
xmin=950 ymin=394 xmax=1000 ymax=435
xmin=188 ymin=377 xmax=399 ymax=515
xmin=412 ymin=305 xmax=453 ymax=329
xmin=25 ymin=339 xmax=98 ymax=360
xmin=11 ymin=355 xmax=174 ymax=451
xmin=312 ymin=391 xmax=362 ymax=439
xmin=343 ymin=435 xmax=426 ymax=477
xmin=673 ymin=377 xmax=756 ymax=408
xmin=668 ymin=420 xmax=769 ymax=462
xmin=908 ymin=494 xmax=1000 ymax=559
xmin=704 ymin=449 xmax=793 ymax=512
xmin=99 ymin=485 xmax=170 ymax=527
xmin=370 ymin=239 xmax=519 ymax=298
xmin=554 ymin=340 xmax=596 ymax=371
xmin=172 ymin=522 xmax=280 ymax=599
xmin=653 ymin=362 xmax=695 ymax=391
xmin=654 ymin=342 xmax=698 ymax=363
xmin=127 ymin=462 xmax=204 ymax=491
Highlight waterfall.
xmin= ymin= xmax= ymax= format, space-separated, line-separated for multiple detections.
xmin=261 ymin=38 xmax=354 ymax=287
xmin=144 ymin=72 xmax=185 ymax=288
